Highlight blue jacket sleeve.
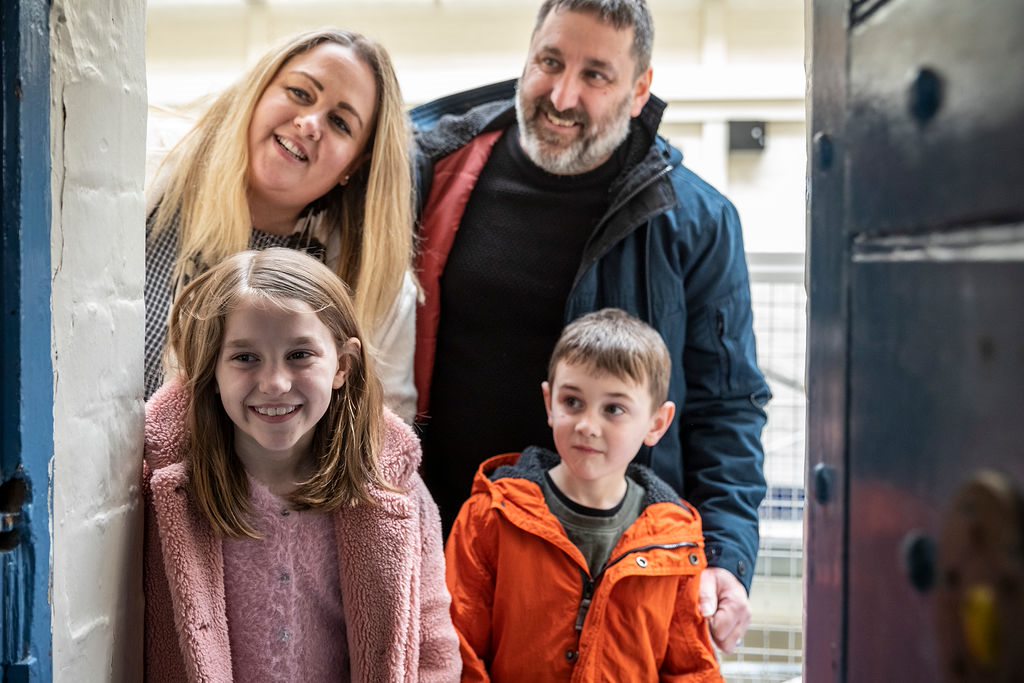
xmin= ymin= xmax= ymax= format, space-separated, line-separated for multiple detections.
xmin=679 ymin=196 xmax=771 ymax=593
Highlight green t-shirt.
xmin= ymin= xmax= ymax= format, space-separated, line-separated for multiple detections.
xmin=540 ymin=471 xmax=646 ymax=576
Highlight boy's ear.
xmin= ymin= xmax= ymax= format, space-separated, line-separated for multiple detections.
xmin=541 ymin=381 xmax=554 ymax=428
xmin=643 ymin=401 xmax=676 ymax=447
xmin=333 ymin=337 xmax=362 ymax=390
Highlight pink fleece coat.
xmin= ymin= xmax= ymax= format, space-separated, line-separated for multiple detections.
xmin=143 ymin=380 xmax=461 ymax=682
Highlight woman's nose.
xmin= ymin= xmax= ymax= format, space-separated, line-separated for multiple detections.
xmin=294 ymin=112 xmax=322 ymax=141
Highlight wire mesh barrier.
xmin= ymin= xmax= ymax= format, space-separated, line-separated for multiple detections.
xmin=719 ymin=253 xmax=805 ymax=683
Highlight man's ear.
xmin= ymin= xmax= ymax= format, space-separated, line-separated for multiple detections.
xmin=542 ymin=381 xmax=554 ymax=428
xmin=333 ymin=337 xmax=362 ymax=390
xmin=643 ymin=400 xmax=676 ymax=447
xmin=630 ymin=66 xmax=654 ymax=118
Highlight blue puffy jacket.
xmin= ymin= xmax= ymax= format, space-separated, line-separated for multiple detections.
xmin=411 ymin=81 xmax=771 ymax=590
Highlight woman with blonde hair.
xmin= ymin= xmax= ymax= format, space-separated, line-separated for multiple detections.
xmin=146 ymin=28 xmax=417 ymax=422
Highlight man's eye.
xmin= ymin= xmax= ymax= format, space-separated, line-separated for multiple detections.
xmin=540 ymin=57 xmax=561 ymax=70
xmin=586 ymin=71 xmax=609 ymax=83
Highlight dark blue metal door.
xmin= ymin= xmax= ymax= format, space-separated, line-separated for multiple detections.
xmin=807 ymin=0 xmax=1024 ymax=680
xmin=1 ymin=0 xmax=53 ymax=680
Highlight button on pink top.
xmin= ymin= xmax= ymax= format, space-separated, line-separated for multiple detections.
xmin=223 ymin=476 xmax=348 ymax=681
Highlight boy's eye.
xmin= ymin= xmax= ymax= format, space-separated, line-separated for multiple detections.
xmin=562 ymin=396 xmax=582 ymax=409
xmin=605 ymin=404 xmax=627 ymax=417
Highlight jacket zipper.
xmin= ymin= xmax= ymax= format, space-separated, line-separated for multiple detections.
xmin=573 ymin=541 xmax=699 ymax=633
xmin=570 ymin=162 xmax=674 ymax=294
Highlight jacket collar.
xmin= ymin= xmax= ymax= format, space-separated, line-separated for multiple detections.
xmin=487 ymin=446 xmax=690 ymax=511
xmin=412 ymin=81 xmax=679 ymax=267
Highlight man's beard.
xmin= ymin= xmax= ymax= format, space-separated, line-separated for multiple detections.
xmin=515 ymin=87 xmax=633 ymax=175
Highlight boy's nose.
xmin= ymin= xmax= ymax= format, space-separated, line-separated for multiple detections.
xmin=574 ymin=415 xmax=599 ymax=437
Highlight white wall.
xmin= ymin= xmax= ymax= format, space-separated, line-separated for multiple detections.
xmin=50 ymin=0 xmax=147 ymax=680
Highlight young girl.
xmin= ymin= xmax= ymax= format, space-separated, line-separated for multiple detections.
xmin=145 ymin=29 xmax=417 ymax=424
xmin=143 ymin=248 xmax=460 ymax=682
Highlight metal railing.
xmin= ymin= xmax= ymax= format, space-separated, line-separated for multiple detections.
xmin=721 ymin=252 xmax=805 ymax=683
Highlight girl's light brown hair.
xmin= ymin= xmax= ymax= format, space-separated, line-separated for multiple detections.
xmin=150 ymin=28 xmax=413 ymax=341
xmin=169 ymin=248 xmax=389 ymax=538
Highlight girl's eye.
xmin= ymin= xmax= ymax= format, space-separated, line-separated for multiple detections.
xmin=329 ymin=114 xmax=351 ymax=135
xmin=287 ymin=86 xmax=312 ymax=102
xmin=288 ymin=350 xmax=314 ymax=361
xmin=231 ymin=353 xmax=257 ymax=363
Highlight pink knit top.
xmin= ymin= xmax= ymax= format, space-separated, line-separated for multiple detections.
xmin=222 ymin=477 xmax=349 ymax=681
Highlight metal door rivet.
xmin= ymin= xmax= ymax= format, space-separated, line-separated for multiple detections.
xmin=813 ymin=463 xmax=835 ymax=505
xmin=909 ymin=67 xmax=944 ymax=125
xmin=813 ymin=132 xmax=834 ymax=171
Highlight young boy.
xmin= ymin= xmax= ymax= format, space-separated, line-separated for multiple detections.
xmin=445 ymin=308 xmax=723 ymax=682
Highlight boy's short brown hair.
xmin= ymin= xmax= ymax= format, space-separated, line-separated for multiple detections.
xmin=547 ymin=308 xmax=671 ymax=407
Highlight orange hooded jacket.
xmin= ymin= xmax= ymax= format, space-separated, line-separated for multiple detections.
xmin=445 ymin=449 xmax=723 ymax=683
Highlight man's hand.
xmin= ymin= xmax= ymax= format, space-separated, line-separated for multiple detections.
xmin=698 ymin=567 xmax=752 ymax=654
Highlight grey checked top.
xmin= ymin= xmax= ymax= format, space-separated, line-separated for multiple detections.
xmin=144 ymin=211 xmax=325 ymax=400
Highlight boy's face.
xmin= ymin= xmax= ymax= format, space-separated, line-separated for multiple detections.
xmin=542 ymin=360 xmax=675 ymax=491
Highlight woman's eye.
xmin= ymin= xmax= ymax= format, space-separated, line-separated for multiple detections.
xmin=287 ymin=86 xmax=311 ymax=102
xmin=329 ymin=114 xmax=351 ymax=135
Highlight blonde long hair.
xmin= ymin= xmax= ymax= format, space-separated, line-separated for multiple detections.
xmin=150 ymin=28 xmax=413 ymax=335
xmin=169 ymin=248 xmax=389 ymax=539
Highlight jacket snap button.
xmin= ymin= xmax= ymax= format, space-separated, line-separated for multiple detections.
xmin=689 ymin=554 xmax=700 ymax=565
xmin=636 ymin=556 xmax=648 ymax=568
xmin=565 ymin=650 xmax=578 ymax=662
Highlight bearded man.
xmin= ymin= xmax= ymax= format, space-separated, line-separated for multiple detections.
xmin=412 ymin=0 xmax=771 ymax=654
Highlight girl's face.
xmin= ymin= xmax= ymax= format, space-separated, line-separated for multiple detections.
xmin=247 ymin=42 xmax=378 ymax=219
xmin=214 ymin=296 xmax=355 ymax=473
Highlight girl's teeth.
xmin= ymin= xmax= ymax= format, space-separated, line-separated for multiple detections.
xmin=255 ymin=406 xmax=297 ymax=416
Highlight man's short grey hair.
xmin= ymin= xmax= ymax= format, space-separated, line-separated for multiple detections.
xmin=533 ymin=0 xmax=654 ymax=77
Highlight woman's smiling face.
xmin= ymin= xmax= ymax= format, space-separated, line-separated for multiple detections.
xmin=246 ymin=42 xmax=377 ymax=218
